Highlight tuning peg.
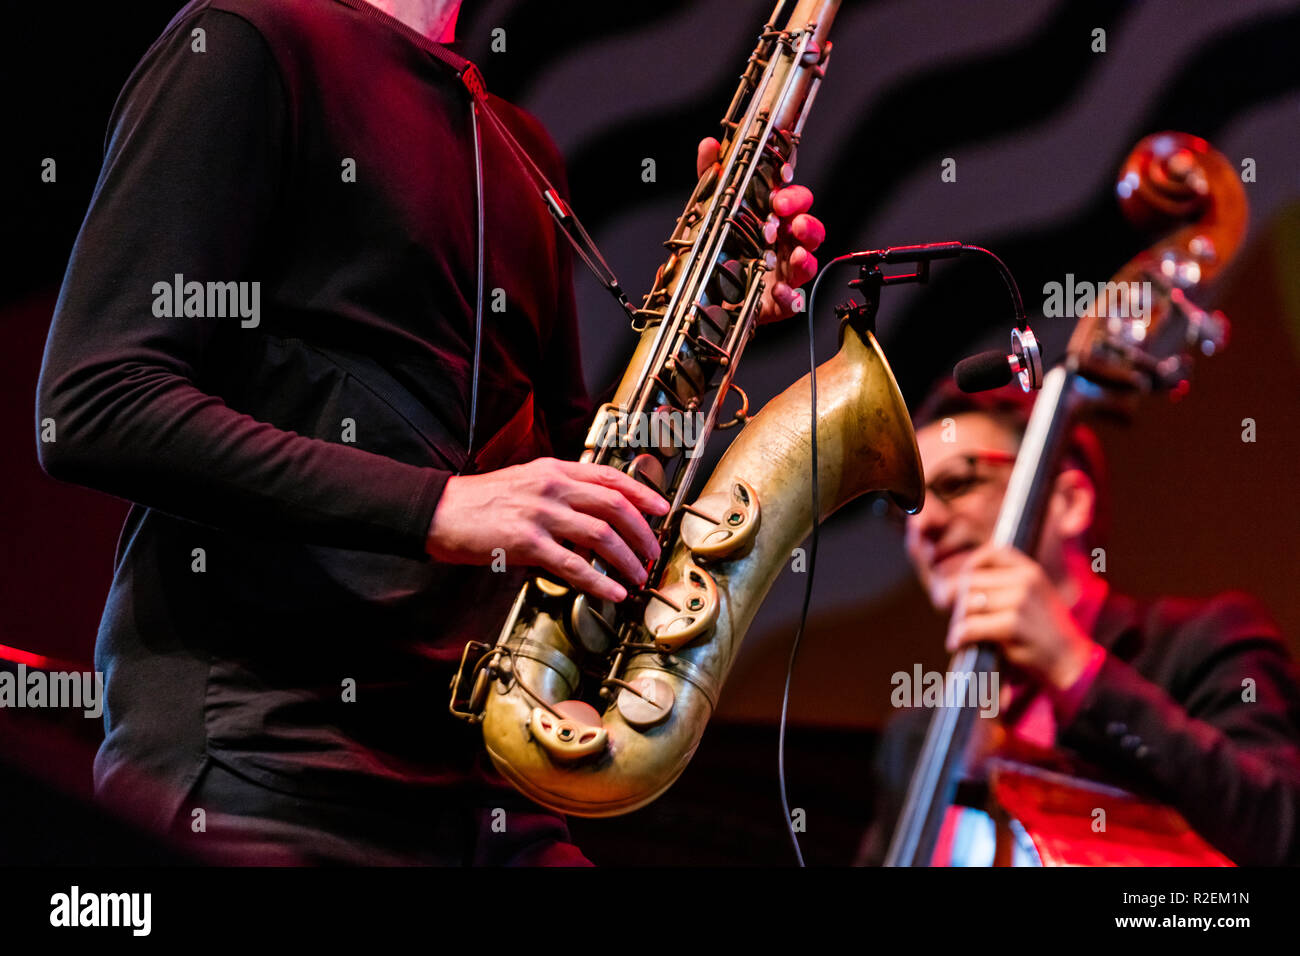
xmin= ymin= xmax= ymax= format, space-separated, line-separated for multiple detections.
xmin=1167 ymin=287 xmax=1229 ymax=356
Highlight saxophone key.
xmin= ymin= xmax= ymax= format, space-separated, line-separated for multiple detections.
xmin=696 ymin=303 xmax=730 ymax=341
xmin=643 ymin=561 xmax=720 ymax=652
xmin=534 ymin=575 xmax=569 ymax=598
xmin=570 ymin=590 xmax=620 ymax=654
xmin=680 ymin=479 xmax=761 ymax=559
xmin=624 ymin=453 xmax=667 ymax=494
xmin=616 ymin=676 xmax=675 ymax=729
xmin=529 ymin=700 xmax=608 ymax=761
xmin=712 ymin=259 xmax=748 ymax=303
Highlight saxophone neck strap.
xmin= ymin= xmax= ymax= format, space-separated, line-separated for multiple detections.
xmin=336 ymin=0 xmax=635 ymax=459
xmin=417 ymin=36 xmax=637 ymax=323
xmin=471 ymin=85 xmax=638 ymax=323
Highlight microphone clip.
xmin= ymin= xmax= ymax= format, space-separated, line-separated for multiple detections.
xmin=848 ymin=242 xmax=964 ymax=294
xmin=954 ymin=326 xmax=1043 ymax=394
xmin=1009 ymin=326 xmax=1043 ymax=391
xmin=838 ymin=244 xmax=960 ymax=339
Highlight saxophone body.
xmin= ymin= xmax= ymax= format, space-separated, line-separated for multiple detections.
xmin=449 ymin=0 xmax=925 ymax=817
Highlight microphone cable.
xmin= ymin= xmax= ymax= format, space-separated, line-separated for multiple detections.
xmin=777 ymin=243 xmax=1025 ymax=866
xmin=778 ymin=251 xmax=859 ymax=867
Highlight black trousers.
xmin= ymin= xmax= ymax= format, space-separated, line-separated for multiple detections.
xmin=168 ymin=756 xmax=591 ymax=866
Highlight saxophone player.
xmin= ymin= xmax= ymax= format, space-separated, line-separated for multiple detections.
xmin=35 ymin=0 xmax=824 ymax=864
xmin=857 ymin=380 xmax=1300 ymax=866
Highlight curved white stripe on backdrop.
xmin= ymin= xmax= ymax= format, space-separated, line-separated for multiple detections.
xmin=790 ymin=0 xmax=1066 ymax=193
xmin=1214 ymin=89 xmax=1300 ymax=254
xmin=523 ymin=0 xmax=1063 ymax=169
xmin=857 ymin=0 xmax=1299 ymax=333
xmin=520 ymin=0 xmax=769 ymax=157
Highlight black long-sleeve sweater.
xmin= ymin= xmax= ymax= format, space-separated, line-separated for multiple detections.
xmin=36 ymin=0 xmax=592 ymax=843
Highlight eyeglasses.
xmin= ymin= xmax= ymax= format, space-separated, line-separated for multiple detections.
xmin=923 ymin=450 xmax=1017 ymax=506
xmin=876 ymin=449 xmax=1018 ymax=526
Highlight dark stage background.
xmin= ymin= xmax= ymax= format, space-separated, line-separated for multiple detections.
xmin=3 ymin=0 xmax=1299 ymax=865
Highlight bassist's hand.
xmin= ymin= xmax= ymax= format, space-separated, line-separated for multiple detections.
xmin=945 ymin=544 xmax=1101 ymax=692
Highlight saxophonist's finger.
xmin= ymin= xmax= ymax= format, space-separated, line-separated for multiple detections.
xmin=545 ymin=509 xmax=648 ymax=589
xmin=557 ymin=460 xmax=670 ymax=516
xmin=564 ymin=482 xmax=663 ymax=563
xmin=771 ymin=184 xmax=813 ymax=218
xmin=696 ymin=136 xmax=721 ymax=177
xmin=783 ymin=212 xmax=825 ymax=251
xmin=784 ymin=246 xmax=818 ymax=288
xmin=768 ymin=280 xmax=800 ymax=315
xmin=532 ymin=538 xmax=628 ymax=603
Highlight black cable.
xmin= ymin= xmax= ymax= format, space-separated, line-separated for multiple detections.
xmin=959 ymin=244 xmax=1027 ymax=327
xmin=776 ymin=244 xmax=1025 ymax=867
xmin=778 ymin=252 xmax=859 ymax=867
xmin=464 ymin=99 xmax=486 ymax=467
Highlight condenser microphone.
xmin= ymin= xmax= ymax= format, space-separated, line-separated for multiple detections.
xmin=954 ymin=349 xmax=1015 ymax=392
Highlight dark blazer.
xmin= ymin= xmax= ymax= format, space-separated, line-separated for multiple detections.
xmin=858 ymin=591 xmax=1300 ymax=866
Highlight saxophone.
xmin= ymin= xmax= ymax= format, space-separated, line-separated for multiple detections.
xmin=449 ymin=0 xmax=924 ymax=817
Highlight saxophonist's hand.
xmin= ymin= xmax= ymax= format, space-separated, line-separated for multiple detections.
xmin=425 ymin=458 xmax=670 ymax=604
xmin=697 ymin=137 xmax=824 ymax=324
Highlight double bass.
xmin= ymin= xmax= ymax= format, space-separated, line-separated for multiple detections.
xmin=885 ymin=131 xmax=1248 ymax=867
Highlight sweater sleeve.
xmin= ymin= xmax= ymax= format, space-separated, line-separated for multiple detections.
xmin=1057 ymin=594 xmax=1300 ymax=865
xmin=35 ymin=7 xmax=448 ymax=560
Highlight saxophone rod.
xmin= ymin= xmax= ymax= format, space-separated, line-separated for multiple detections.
xmin=624 ymin=22 xmax=816 ymax=427
xmin=602 ymin=279 xmax=765 ymax=685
